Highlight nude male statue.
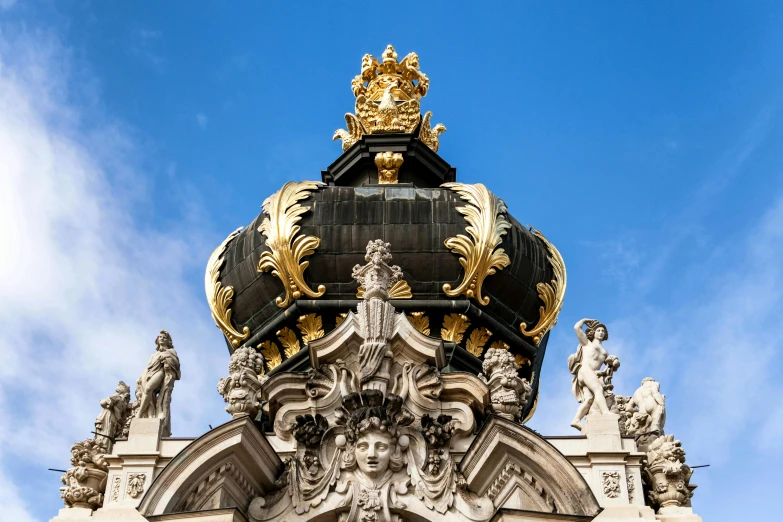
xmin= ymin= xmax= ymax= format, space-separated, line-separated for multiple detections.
xmin=568 ymin=318 xmax=619 ymax=431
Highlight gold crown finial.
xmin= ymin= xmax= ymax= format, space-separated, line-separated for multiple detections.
xmin=333 ymin=45 xmax=446 ymax=153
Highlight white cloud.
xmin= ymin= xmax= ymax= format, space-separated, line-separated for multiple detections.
xmin=0 ymin=23 xmax=228 ymax=521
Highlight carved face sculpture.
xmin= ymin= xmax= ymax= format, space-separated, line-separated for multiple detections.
xmin=156 ymin=331 xmax=172 ymax=351
xmin=594 ymin=326 xmax=606 ymax=341
xmin=355 ymin=429 xmax=392 ymax=480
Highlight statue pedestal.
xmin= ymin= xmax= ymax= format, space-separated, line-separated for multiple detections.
xmin=656 ymin=506 xmax=703 ymax=521
xmin=584 ymin=412 xmax=622 ymax=452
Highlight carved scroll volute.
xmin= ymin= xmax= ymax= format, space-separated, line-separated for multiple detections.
xmin=519 ymin=227 xmax=567 ymax=345
xmin=257 ymin=181 xmax=326 ymax=308
xmin=205 ymin=228 xmax=250 ymax=347
xmin=441 ymin=183 xmax=511 ymax=306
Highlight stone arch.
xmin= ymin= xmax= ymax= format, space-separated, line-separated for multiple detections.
xmin=138 ymin=416 xmax=282 ymax=517
xmin=459 ymin=416 xmax=601 ymax=517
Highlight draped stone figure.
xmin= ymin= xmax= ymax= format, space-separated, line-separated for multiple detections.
xmin=94 ymin=380 xmax=131 ymax=446
xmin=136 ymin=331 xmax=181 ymax=436
xmin=568 ymin=318 xmax=619 ymax=431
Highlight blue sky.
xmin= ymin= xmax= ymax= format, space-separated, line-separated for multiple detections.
xmin=1 ymin=1 xmax=781 ymax=520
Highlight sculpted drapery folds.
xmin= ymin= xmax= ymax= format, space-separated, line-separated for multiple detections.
xmin=568 ymin=318 xmax=620 ymax=431
xmin=94 ymin=380 xmax=131 ymax=446
xmin=136 ymin=330 xmax=181 ymax=437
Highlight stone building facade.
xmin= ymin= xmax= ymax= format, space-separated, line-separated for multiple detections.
xmin=50 ymin=46 xmax=703 ymax=522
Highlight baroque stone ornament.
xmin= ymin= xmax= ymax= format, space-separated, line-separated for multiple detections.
xmin=601 ymin=471 xmax=621 ymax=499
xmin=333 ymin=45 xmax=445 ymax=152
xmin=357 ymin=279 xmax=413 ymax=299
xmin=568 ymin=318 xmax=619 ymax=431
xmin=519 ymin=227 xmax=567 ymax=345
xmin=626 ymin=377 xmax=666 ymax=438
xmin=441 ymin=183 xmax=511 ymax=306
xmin=642 ymin=435 xmax=695 ymax=511
xmin=217 ymin=345 xmax=265 ymax=419
xmin=249 ymin=240 xmax=500 ymax=522
xmin=352 ymin=240 xmax=403 ymax=389
xmin=60 ymin=438 xmax=109 ymax=510
xmin=479 ymin=348 xmax=532 ymax=422
xmin=94 ymin=380 xmax=131 ymax=448
xmin=375 ymin=151 xmax=404 ymax=184
xmin=135 ymin=330 xmax=181 ymax=437
xmin=257 ymin=181 xmax=326 ymax=308
xmin=126 ymin=473 xmax=146 ymax=499
xmin=205 ymin=227 xmax=250 ymax=347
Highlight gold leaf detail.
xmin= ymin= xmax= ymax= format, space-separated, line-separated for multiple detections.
xmin=515 ymin=354 xmax=531 ymax=367
xmin=257 ymin=181 xmax=326 ymax=308
xmin=440 ymin=313 xmax=470 ymax=344
xmin=277 ymin=327 xmax=300 ymax=358
xmin=519 ymin=227 xmax=567 ymax=345
xmin=466 ymin=327 xmax=492 ymax=358
xmin=258 ymin=341 xmax=282 ymax=370
xmin=375 ymin=151 xmax=403 ymax=184
xmin=335 ymin=313 xmax=348 ymax=326
xmin=441 ymin=183 xmax=511 ymax=306
xmin=205 ymin=228 xmax=250 ymax=348
xmin=297 ymin=314 xmax=324 ymax=344
xmin=357 ymin=279 xmax=412 ymax=299
xmin=490 ymin=340 xmax=510 ymax=350
xmin=419 ymin=111 xmax=446 ymax=153
xmin=408 ymin=312 xmax=430 ymax=336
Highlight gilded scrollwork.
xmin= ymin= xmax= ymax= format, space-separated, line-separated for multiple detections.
xmin=519 ymin=227 xmax=567 ymax=345
xmin=441 ymin=183 xmax=511 ymax=306
xmin=205 ymin=228 xmax=250 ymax=347
xmin=257 ymin=181 xmax=326 ymax=308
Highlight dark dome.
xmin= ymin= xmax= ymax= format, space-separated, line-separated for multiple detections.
xmin=206 ymin=133 xmax=565 ymax=420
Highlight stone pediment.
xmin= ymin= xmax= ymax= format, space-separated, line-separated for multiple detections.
xmin=460 ymin=416 xmax=600 ymax=517
xmin=138 ymin=417 xmax=282 ymax=518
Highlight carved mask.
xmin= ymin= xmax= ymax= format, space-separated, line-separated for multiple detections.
xmin=355 ymin=429 xmax=392 ymax=480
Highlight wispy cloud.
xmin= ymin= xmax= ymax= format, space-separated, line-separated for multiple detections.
xmin=196 ymin=112 xmax=208 ymax=129
xmin=0 ymin=23 xmax=227 ymax=521
xmin=130 ymin=28 xmax=166 ymax=72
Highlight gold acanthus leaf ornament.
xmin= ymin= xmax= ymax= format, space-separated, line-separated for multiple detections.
xmin=258 ymin=341 xmax=282 ymax=370
xmin=441 ymin=183 xmax=512 ymax=306
xmin=408 ymin=312 xmax=430 ymax=336
xmin=297 ymin=314 xmax=324 ymax=345
xmin=466 ymin=327 xmax=492 ymax=358
xmin=205 ymin=228 xmax=250 ymax=348
xmin=277 ymin=327 xmax=300 ymax=359
xmin=441 ymin=313 xmax=470 ymax=344
xmin=257 ymin=181 xmax=326 ymax=308
xmin=519 ymin=227 xmax=567 ymax=345
xmin=357 ymin=279 xmax=412 ymax=299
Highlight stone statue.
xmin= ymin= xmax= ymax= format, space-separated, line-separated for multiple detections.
xmin=479 ymin=348 xmax=532 ymax=422
xmin=568 ymin=318 xmax=620 ymax=431
xmin=642 ymin=434 xmax=694 ymax=512
xmin=217 ymin=345 xmax=265 ymax=419
xmin=627 ymin=377 xmax=666 ymax=435
xmin=352 ymin=240 xmax=402 ymax=391
xmin=136 ymin=330 xmax=181 ymax=436
xmin=94 ymin=381 xmax=131 ymax=447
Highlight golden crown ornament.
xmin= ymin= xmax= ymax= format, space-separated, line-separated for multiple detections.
xmin=333 ymin=45 xmax=446 ymax=152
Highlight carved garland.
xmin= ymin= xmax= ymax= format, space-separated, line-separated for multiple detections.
xmin=519 ymin=227 xmax=567 ymax=345
xmin=205 ymin=228 xmax=250 ymax=347
xmin=441 ymin=183 xmax=511 ymax=306
xmin=257 ymin=181 xmax=326 ymax=308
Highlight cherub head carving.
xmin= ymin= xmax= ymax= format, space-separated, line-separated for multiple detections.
xmin=336 ymin=390 xmax=413 ymax=480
